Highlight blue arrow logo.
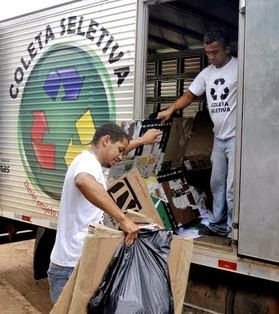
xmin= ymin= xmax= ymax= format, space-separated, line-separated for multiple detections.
xmin=44 ymin=68 xmax=84 ymax=101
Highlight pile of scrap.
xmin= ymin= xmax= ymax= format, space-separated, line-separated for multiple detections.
xmin=111 ymin=113 xmax=214 ymax=229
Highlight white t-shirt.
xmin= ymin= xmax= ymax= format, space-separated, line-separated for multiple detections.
xmin=189 ymin=57 xmax=238 ymax=139
xmin=50 ymin=150 xmax=105 ymax=267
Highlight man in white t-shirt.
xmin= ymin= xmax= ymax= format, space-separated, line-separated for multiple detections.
xmin=48 ymin=123 xmax=161 ymax=304
xmin=158 ymin=29 xmax=237 ymax=241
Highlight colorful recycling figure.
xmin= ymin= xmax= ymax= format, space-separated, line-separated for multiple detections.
xmin=18 ymin=44 xmax=115 ymax=200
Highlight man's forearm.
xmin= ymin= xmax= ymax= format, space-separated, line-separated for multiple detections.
xmin=125 ymin=128 xmax=162 ymax=153
xmin=172 ymin=90 xmax=196 ymax=112
xmin=126 ymin=137 xmax=145 ymax=153
xmin=75 ymin=173 xmax=127 ymax=224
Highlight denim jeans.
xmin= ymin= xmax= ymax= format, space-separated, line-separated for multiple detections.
xmin=208 ymin=137 xmax=235 ymax=237
xmin=47 ymin=262 xmax=74 ymax=304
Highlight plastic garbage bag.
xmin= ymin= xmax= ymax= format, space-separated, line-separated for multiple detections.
xmin=88 ymin=228 xmax=174 ymax=314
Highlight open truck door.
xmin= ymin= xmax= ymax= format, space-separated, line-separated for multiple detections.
xmin=236 ymin=0 xmax=279 ymax=263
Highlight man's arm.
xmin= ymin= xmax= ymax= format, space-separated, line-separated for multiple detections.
xmin=126 ymin=128 xmax=162 ymax=153
xmin=157 ymin=90 xmax=197 ymax=123
xmin=75 ymin=173 xmax=138 ymax=246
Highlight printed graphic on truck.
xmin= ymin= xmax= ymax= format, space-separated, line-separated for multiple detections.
xmin=7 ymin=16 xmax=133 ymax=205
xmin=18 ymin=44 xmax=116 ymax=200
xmin=1 ymin=6 xmax=136 ymax=223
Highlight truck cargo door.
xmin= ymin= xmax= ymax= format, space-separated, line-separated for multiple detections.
xmin=237 ymin=0 xmax=279 ymax=263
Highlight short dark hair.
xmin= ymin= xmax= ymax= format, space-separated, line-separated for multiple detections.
xmin=203 ymin=29 xmax=231 ymax=48
xmin=92 ymin=122 xmax=130 ymax=145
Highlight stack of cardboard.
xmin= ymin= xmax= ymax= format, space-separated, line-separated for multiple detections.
xmin=105 ymin=117 xmax=210 ymax=229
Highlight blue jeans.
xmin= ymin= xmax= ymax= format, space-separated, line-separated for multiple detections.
xmin=47 ymin=262 xmax=74 ymax=304
xmin=208 ymin=137 xmax=235 ymax=237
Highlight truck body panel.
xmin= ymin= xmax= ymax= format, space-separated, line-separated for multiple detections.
xmin=237 ymin=0 xmax=279 ymax=264
xmin=0 ymin=0 xmax=137 ymax=229
xmin=0 ymin=0 xmax=278 ymax=282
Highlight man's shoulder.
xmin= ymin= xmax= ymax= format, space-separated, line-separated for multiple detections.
xmin=231 ymin=56 xmax=238 ymax=64
xmin=195 ymin=65 xmax=210 ymax=79
xmin=226 ymin=56 xmax=238 ymax=67
xmin=76 ymin=150 xmax=93 ymax=160
xmin=71 ymin=150 xmax=100 ymax=167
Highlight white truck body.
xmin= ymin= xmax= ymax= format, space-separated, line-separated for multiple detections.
xmin=0 ymin=0 xmax=278 ymax=282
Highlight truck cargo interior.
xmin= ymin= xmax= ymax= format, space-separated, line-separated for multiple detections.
xmin=145 ymin=0 xmax=239 ymax=248
xmin=145 ymin=0 xmax=239 ymax=117
xmin=143 ymin=1 xmax=279 ymax=309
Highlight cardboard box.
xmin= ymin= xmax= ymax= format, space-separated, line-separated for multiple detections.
xmin=103 ymin=169 xmax=164 ymax=229
xmin=182 ymin=155 xmax=212 ymax=211
xmin=157 ymin=168 xmax=200 ymax=227
xmin=121 ymin=117 xmax=197 ymax=172
xmin=184 ymin=111 xmax=214 ymax=160
xmin=163 ymin=117 xmax=194 ymax=168
xmin=107 ymin=155 xmax=157 ymax=181
xmin=122 ymin=119 xmax=172 ymax=172
xmin=50 ymin=225 xmax=193 ymax=314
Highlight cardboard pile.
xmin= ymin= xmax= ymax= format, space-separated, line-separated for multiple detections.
xmin=105 ymin=166 xmax=200 ymax=230
xmin=115 ymin=117 xmax=207 ymax=228
xmin=104 ymin=116 xmax=213 ymax=229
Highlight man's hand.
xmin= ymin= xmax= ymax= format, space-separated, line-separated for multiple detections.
xmin=157 ymin=91 xmax=196 ymax=123
xmin=119 ymin=217 xmax=139 ymax=246
xmin=140 ymin=128 xmax=162 ymax=145
xmin=125 ymin=128 xmax=162 ymax=153
xmin=75 ymin=174 xmax=138 ymax=246
xmin=157 ymin=106 xmax=174 ymax=123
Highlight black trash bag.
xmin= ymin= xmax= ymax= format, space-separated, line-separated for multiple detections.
xmin=88 ymin=228 xmax=174 ymax=314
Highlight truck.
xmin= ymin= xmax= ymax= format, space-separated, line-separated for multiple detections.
xmin=0 ymin=0 xmax=278 ymax=310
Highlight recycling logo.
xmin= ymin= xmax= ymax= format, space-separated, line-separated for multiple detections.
xmin=18 ymin=44 xmax=116 ymax=200
xmin=210 ymin=78 xmax=229 ymax=101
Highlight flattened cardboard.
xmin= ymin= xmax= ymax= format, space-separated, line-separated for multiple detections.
xmin=122 ymin=117 xmax=196 ymax=172
xmin=184 ymin=111 xmax=214 ymax=159
xmin=131 ymin=119 xmax=172 ymax=158
xmin=163 ymin=117 xmax=194 ymax=168
xmin=122 ymin=119 xmax=172 ymax=171
xmin=169 ymin=235 xmax=193 ymax=314
xmin=107 ymin=155 xmax=157 ymax=181
xmin=104 ymin=168 xmax=163 ymax=229
xmin=157 ymin=168 xmax=200 ymax=226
